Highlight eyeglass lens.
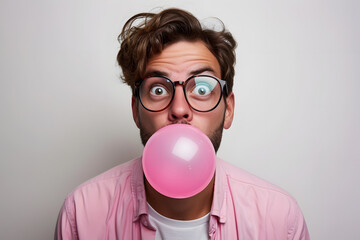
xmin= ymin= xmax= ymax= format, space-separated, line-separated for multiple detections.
xmin=139 ymin=76 xmax=222 ymax=112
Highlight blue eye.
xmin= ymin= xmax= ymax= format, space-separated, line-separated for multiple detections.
xmin=192 ymin=82 xmax=213 ymax=96
xmin=193 ymin=84 xmax=211 ymax=96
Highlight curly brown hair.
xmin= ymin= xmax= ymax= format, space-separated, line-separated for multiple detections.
xmin=117 ymin=8 xmax=237 ymax=96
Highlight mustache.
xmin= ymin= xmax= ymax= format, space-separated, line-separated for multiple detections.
xmin=169 ymin=120 xmax=190 ymax=125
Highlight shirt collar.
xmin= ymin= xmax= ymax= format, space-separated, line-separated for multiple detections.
xmin=131 ymin=157 xmax=148 ymax=221
xmin=210 ymin=158 xmax=228 ymax=223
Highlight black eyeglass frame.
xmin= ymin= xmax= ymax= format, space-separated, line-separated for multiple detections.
xmin=134 ymin=75 xmax=228 ymax=113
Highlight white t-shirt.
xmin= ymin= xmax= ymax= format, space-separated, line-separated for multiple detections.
xmin=147 ymin=203 xmax=210 ymax=240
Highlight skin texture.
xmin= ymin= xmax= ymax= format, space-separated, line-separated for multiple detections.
xmin=132 ymin=40 xmax=235 ymax=220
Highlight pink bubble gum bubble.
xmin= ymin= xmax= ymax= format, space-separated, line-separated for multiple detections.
xmin=142 ymin=124 xmax=216 ymax=199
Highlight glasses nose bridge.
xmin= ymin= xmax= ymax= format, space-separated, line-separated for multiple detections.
xmin=172 ymin=80 xmax=188 ymax=97
xmin=173 ymin=80 xmax=186 ymax=88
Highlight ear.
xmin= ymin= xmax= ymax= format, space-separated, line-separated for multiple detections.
xmin=223 ymin=92 xmax=235 ymax=129
xmin=132 ymin=96 xmax=140 ymax=129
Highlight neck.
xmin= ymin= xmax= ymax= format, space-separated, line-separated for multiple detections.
xmin=145 ymin=176 xmax=215 ymax=220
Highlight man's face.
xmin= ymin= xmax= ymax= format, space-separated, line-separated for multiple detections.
xmin=132 ymin=40 xmax=234 ymax=152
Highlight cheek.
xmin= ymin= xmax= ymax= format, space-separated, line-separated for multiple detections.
xmin=204 ymin=103 xmax=225 ymax=122
xmin=139 ymin=111 xmax=168 ymax=129
xmin=193 ymin=110 xmax=224 ymax=131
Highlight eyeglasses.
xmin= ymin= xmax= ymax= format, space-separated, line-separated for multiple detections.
xmin=135 ymin=75 xmax=228 ymax=112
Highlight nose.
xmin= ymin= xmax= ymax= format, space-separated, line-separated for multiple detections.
xmin=168 ymin=85 xmax=193 ymax=122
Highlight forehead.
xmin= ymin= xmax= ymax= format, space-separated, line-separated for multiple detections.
xmin=145 ymin=41 xmax=221 ymax=78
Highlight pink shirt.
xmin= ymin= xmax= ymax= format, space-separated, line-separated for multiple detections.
xmin=55 ymin=158 xmax=309 ymax=239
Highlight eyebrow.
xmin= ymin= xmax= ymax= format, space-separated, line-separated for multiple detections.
xmin=144 ymin=67 xmax=217 ymax=78
xmin=190 ymin=67 xmax=216 ymax=76
xmin=144 ymin=70 xmax=168 ymax=77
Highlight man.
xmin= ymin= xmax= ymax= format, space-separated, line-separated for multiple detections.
xmin=55 ymin=8 xmax=309 ymax=239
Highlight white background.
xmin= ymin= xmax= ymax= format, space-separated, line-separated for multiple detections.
xmin=1 ymin=0 xmax=359 ymax=239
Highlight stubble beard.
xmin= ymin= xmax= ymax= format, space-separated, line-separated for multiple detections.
xmin=139 ymin=117 xmax=225 ymax=153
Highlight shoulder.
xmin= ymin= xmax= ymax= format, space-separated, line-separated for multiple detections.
xmin=68 ymin=158 xmax=140 ymax=199
xmin=56 ymin=158 xmax=142 ymax=239
xmin=77 ymin=158 xmax=139 ymax=188
xmin=62 ymin=157 xmax=141 ymax=214
xmin=217 ymin=158 xmax=292 ymax=198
